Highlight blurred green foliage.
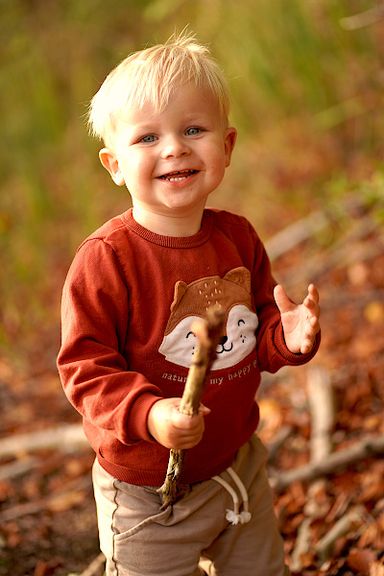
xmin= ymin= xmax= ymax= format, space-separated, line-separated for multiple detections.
xmin=0 ymin=0 xmax=383 ymax=355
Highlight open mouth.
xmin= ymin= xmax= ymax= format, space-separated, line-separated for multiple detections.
xmin=158 ymin=169 xmax=198 ymax=182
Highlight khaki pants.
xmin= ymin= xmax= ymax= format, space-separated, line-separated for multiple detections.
xmin=92 ymin=435 xmax=289 ymax=576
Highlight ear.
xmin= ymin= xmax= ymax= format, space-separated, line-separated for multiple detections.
xmin=224 ymin=126 xmax=237 ymax=167
xmin=99 ymin=148 xmax=125 ymax=186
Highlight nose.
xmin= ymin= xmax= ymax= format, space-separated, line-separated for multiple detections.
xmin=160 ymin=135 xmax=190 ymax=159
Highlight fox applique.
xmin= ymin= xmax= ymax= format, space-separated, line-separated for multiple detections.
xmin=158 ymin=267 xmax=259 ymax=370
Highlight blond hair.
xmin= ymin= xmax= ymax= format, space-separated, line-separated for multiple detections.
xmin=88 ymin=31 xmax=230 ymax=145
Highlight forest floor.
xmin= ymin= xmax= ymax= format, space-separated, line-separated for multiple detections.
xmin=0 ymin=196 xmax=383 ymax=576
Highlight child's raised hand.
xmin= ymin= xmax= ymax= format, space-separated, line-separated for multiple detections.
xmin=147 ymin=398 xmax=210 ymax=450
xmin=273 ymin=283 xmax=320 ymax=354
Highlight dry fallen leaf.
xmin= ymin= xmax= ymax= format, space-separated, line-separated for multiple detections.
xmin=364 ymin=301 xmax=384 ymax=325
xmin=258 ymin=398 xmax=284 ymax=441
xmin=347 ymin=548 xmax=376 ymax=575
xmin=47 ymin=491 xmax=85 ymax=513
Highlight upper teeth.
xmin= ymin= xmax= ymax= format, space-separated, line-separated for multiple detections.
xmin=161 ymin=169 xmax=194 ymax=181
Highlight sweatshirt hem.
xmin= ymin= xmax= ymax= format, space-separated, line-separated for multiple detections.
xmin=96 ymin=451 xmax=239 ymax=487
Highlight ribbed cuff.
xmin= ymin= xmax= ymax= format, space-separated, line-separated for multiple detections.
xmin=273 ymin=323 xmax=321 ymax=365
xmin=125 ymin=392 xmax=163 ymax=443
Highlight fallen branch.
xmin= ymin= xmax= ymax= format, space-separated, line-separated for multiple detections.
xmin=68 ymin=553 xmax=105 ymax=576
xmin=340 ymin=5 xmax=384 ymax=30
xmin=307 ymin=365 xmax=335 ymax=464
xmin=0 ymin=475 xmax=91 ymax=522
xmin=0 ymin=457 xmax=39 ymax=480
xmin=282 ymin=221 xmax=383 ymax=291
xmin=315 ymin=506 xmax=367 ymax=561
xmin=158 ymin=306 xmax=225 ymax=508
xmin=271 ymin=435 xmax=384 ymax=493
xmin=265 ymin=192 xmax=383 ymax=266
xmin=267 ymin=425 xmax=293 ymax=462
xmin=290 ymin=518 xmax=312 ymax=573
xmin=290 ymin=366 xmax=335 ymax=571
xmin=265 ymin=210 xmax=329 ymax=261
xmin=0 ymin=424 xmax=88 ymax=459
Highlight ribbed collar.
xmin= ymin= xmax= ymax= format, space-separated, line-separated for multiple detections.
xmin=121 ymin=208 xmax=213 ymax=248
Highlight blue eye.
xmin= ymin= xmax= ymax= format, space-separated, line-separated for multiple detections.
xmin=185 ymin=127 xmax=201 ymax=136
xmin=140 ymin=134 xmax=157 ymax=143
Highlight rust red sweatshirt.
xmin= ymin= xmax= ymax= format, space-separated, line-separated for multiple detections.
xmin=57 ymin=209 xmax=319 ymax=486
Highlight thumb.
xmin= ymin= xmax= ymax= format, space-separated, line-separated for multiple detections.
xmin=198 ymin=403 xmax=211 ymax=416
xmin=273 ymin=284 xmax=294 ymax=314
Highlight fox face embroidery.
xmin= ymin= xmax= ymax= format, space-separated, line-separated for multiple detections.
xmin=158 ymin=267 xmax=258 ymax=370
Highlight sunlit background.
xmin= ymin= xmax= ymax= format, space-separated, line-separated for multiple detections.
xmin=1 ymin=2 xmax=384 ymax=574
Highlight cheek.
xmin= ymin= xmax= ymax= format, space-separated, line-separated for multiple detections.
xmin=120 ymin=155 xmax=152 ymax=185
xmin=205 ymin=148 xmax=227 ymax=180
xmin=211 ymin=160 xmax=227 ymax=186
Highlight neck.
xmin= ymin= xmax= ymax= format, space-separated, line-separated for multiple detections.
xmin=132 ymin=206 xmax=205 ymax=237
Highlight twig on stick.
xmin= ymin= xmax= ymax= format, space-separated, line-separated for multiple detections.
xmin=158 ymin=305 xmax=225 ymax=509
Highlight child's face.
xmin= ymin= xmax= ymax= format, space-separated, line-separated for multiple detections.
xmin=99 ymin=82 xmax=236 ymax=225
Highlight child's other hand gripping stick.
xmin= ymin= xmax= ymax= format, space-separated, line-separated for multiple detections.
xmin=148 ymin=398 xmax=210 ymax=450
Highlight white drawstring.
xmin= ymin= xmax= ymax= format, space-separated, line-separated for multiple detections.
xmin=226 ymin=467 xmax=252 ymax=524
xmin=212 ymin=467 xmax=252 ymax=525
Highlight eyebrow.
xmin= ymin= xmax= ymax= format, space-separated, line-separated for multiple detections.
xmin=118 ymin=121 xmax=158 ymax=142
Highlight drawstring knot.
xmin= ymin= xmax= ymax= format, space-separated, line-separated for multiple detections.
xmin=212 ymin=466 xmax=251 ymax=526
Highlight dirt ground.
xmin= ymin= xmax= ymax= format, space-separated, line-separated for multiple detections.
xmin=0 ymin=202 xmax=383 ymax=576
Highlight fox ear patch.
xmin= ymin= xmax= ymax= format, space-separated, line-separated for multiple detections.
xmin=224 ymin=267 xmax=251 ymax=293
xmin=170 ymin=281 xmax=188 ymax=313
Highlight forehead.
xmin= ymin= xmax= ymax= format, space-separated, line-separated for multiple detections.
xmin=115 ymin=82 xmax=225 ymax=131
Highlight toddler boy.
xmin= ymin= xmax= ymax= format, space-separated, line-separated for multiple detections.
xmin=57 ymin=32 xmax=320 ymax=576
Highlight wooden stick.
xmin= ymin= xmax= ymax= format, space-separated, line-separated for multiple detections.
xmin=158 ymin=306 xmax=225 ymax=508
